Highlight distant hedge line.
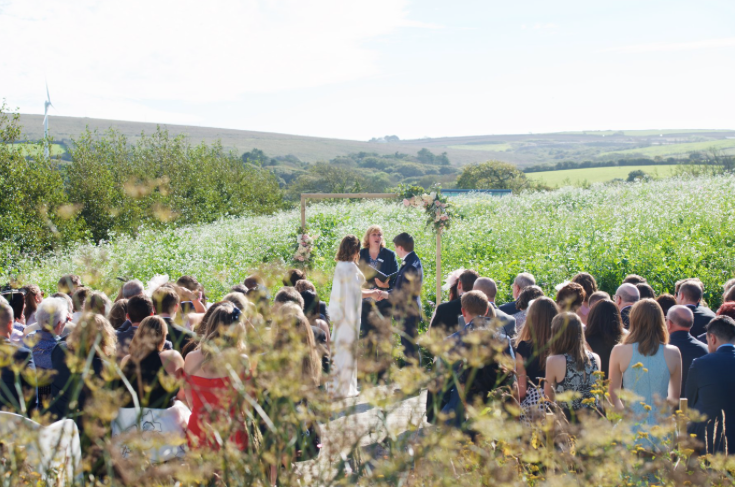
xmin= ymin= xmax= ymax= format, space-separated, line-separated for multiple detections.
xmin=0 ymin=107 xmax=284 ymax=274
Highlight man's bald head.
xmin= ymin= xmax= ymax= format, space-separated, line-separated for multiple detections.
xmin=473 ymin=278 xmax=497 ymax=302
xmin=615 ymin=283 xmax=640 ymax=305
xmin=667 ymin=304 xmax=694 ymax=329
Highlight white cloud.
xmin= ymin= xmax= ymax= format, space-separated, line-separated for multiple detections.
xmin=0 ymin=0 xmax=418 ymax=123
xmin=602 ymin=37 xmax=735 ymax=54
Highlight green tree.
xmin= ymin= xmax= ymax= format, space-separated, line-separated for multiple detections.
xmin=456 ymin=160 xmax=531 ymax=191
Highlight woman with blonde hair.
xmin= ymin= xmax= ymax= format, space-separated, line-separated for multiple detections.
xmin=120 ymin=316 xmax=185 ymax=408
xmin=608 ymin=298 xmax=681 ymax=448
xmin=514 ymin=297 xmax=558 ymax=403
xmin=183 ymin=301 xmax=250 ymax=450
xmin=49 ymin=313 xmax=117 ymax=426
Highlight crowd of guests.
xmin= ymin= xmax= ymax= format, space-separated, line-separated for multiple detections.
xmin=1 ymin=241 xmax=735 ymax=466
xmin=428 ymin=269 xmax=735 ymax=453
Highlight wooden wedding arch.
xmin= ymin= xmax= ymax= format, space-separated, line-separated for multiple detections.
xmin=300 ymin=192 xmax=445 ymax=305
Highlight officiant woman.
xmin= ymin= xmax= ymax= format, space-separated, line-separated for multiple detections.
xmin=358 ymin=226 xmax=398 ymax=361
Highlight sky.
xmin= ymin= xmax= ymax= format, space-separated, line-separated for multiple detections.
xmin=1 ymin=0 xmax=734 ymax=140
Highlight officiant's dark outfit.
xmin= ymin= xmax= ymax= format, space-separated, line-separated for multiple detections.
xmin=359 ymin=247 xmax=399 ymax=367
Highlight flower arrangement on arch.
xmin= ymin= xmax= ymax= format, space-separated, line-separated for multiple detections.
xmin=397 ymin=184 xmax=453 ymax=232
xmin=294 ymin=229 xmax=316 ymax=264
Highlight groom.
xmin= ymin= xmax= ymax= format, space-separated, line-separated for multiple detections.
xmin=377 ymin=232 xmax=423 ymax=364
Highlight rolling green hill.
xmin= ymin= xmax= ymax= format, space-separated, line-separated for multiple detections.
xmin=526 ymin=164 xmax=685 ymax=187
xmin=14 ymin=114 xmax=735 ymax=168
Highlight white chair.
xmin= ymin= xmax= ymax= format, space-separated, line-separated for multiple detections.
xmin=111 ymin=400 xmax=191 ymax=463
xmin=0 ymin=412 xmax=81 ymax=486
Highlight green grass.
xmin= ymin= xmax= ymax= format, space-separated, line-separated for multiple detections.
xmin=601 ymin=138 xmax=735 ymax=157
xmin=526 ymin=164 xmax=683 ymax=187
xmin=7 ymin=142 xmax=66 ymax=157
xmin=447 ymin=143 xmax=512 ymax=152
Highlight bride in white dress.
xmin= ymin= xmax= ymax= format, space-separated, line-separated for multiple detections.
xmin=327 ymin=235 xmax=375 ymax=399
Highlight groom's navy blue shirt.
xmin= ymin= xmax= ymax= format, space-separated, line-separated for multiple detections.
xmin=391 ymin=251 xmax=423 ymax=304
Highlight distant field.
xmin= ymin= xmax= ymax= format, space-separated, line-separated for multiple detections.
xmin=448 ymin=143 xmax=512 ymax=151
xmin=601 ymin=139 xmax=735 ymax=158
xmin=526 ymin=165 xmax=684 ymax=187
xmin=556 ymin=129 xmax=734 ymax=137
xmin=7 ymin=142 xmax=66 ymax=157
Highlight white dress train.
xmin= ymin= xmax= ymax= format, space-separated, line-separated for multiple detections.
xmin=327 ymin=261 xmax=365 ymax=399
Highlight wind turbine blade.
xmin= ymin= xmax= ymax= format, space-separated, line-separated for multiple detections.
xmin=46 ymin=82 xmax=51 ymax=104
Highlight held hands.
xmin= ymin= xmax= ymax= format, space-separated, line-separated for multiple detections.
xmin=374 ymin=290 xmax=390 ymax=301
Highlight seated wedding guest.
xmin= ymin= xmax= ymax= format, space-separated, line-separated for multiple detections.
xmin=572 ymin=272 xmax=598 ymax=324
xmin=724 ymin=284 xmax=735 ymax=304
xmin=22 ymin=284 xmax=43 ymax=326
xmin=108 ymin=299 xmax=128 ymax=330
xmin=83 ymin=291 xmax=112 ymax=317
xmin=666 ymin=305 xmax=706 ymax=396
xmin=545 ymin=312 xmax=601 ymax=420
xmin=499 ymin=272 xmax=536 ymax=316
xmin=515 ymin=297 xmax=558 ymax=404
xmin=116 ymin=295 xmax=168 ymax=359
xmin=152 ymin=286 xmax=195 ymax=353
xmin=176 ymin=275 xmax=207 ymax=312
xmin=0 ymin=299 xmax=36 ymax=413
xmin=283 ymin=268 xmax=306 ymax=287
xmin=614 ymin=283 xmax=640 ymax=328
xmin=637 ymin=283 xmax=656 ymax=300
xmin=430 ymin=269 xmax=479 ymax=336
xmin=4 ymin=290 xmax=26 ymax=344
xmin=294 ymin=279 xmax=330 ymax=324
xmin=438 ymin=291 xmax=514 ymax=430
xmin=472 ymin=277 xmax=517 ymax=338
xmin=656 ymin=293 xmax=677 ymax=317
xmin=686 ymin=316 xmax=735 ymax=454
xmin=120 ymin=316 xmax=184 ymax=408
xmin=230 ymin=284 xmax=250 ymax=296
xmin=588 ymin=291 xmax=611 ymax=309
xmin=513 ymin=285 xmax=545 ymax=331
xmin=273 ymin=286 xmax=305 ymax=312
xmin=122 ymin=279 xmax=144 ymax=299
xmin=181 ymin=302 xmax=228 ymax=358
xmin=623 ymin=274 xmax=648 ymax=285
xmin=244 ymin=274 xmax=270 ymax=316
xmin=675 ymin=277 xmax=703 ymax=299
xmin=609 ymin=299 xmax=682 ymax=449
xmin=25 ymin=297 xmax=68 ymax=370
xmin=183 ymin=302 xmax=250 ymax=451
xmin=50 ymin=292 xmax=74 ymax=336
xmin=677 ymin=280 xmax=716 ymax=338
xmin=718 ymin=302 xmax=735 ymax=320
xmin=555 ymin=282 xmax=586 ymax=314
xmin=49 ymin=313 xmax=117 ymax=426
xmin=299 ymin=288 xmax=330 ymax=344
xmin=70 ymin=286 xmax=90 ymax=323
xmin=584 ymin=299 xmax=625 ymax=379
xmin=57 ymin=274 xmax=81 ymax=297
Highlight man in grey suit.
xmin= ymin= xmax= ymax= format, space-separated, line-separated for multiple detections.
xmin=473 ymin=277 xmax=517 ymax=338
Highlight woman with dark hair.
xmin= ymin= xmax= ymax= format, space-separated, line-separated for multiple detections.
xmin=545 ymin=312 xmax=601 ymax=419
xmin=724 ymin=285 xmax=735 ymax=304
xmin=655 ymin=293 xmax=677 ymax=317
xmin=514 ymin=297 xmax=558 ymax=421
xmin=514 ymin=285 xmax=545 ymax=330
xmin=108 ymin=299 xmax=128 ymax=330
xmin=572 ymin=273 xmax=597 ymax=324
xmin=609 ymin=299 xmax=682 ymax=448
xmin=584 ymin=299 xmax=625 ymax=379
xmin=22 ymin=284 xmax=43 ymax=326
xmin=717 ymin=302 xmax=735 ymax=321
xmin=183 ymin=301 xmax=250 ymax=451
xmin=637 ymin=283 xmax=656 ymax=299
xmin=555 ymin=282 xmax=586 ymax=314
xmin=327 ymin=235 xmax=367 ymax=398
xmin=120 ymin=316 xmax=184 ymax=408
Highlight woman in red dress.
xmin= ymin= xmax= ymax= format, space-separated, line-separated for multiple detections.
xmin=183 ymin=301 xmax=250 ymax=450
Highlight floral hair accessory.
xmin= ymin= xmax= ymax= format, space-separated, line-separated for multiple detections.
xmin=442 ymin=267 xmax=466 ymax=291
